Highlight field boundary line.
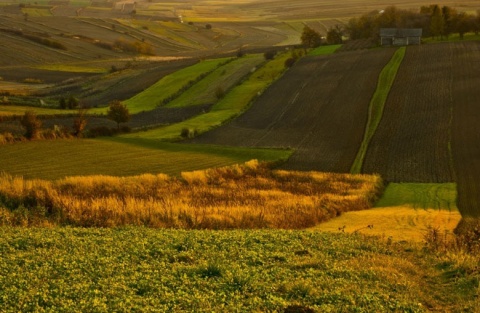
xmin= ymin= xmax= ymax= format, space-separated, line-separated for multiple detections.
xmin=350 ymin=47 xmax=406 ymax=174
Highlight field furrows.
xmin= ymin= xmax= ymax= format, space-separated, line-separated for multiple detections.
xmin=362 ymin=44 xmax=454 ymax=183
xmin=450 ymin=41 xmax=480 ymax=217
xmin=192 ymin=48 xmax=395 ymax=172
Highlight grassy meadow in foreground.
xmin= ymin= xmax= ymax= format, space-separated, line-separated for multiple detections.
xmin=0 ymin=161 xmax=381 ymax=228
xmin=1 ymin=227 xmax=478 ymax=312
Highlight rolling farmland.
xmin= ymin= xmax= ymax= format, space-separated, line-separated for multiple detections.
xmin=362 ymin=44 xmax=455 ymax=183
xmin=192 ymin=48 xmax=395 ymax=172
xmin=451 ymin=41 xmax=480 ymax=217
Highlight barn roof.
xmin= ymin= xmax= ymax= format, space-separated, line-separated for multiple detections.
xmin=380 ymin=28 xmax=423 ymax=37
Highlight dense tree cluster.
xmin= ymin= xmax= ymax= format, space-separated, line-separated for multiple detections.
xmin=346 ymin=5 xmax=480 ymax=40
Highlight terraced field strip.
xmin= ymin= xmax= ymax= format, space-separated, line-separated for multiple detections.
xmin=451 ymin=41 xmax=480 ymax=217
xmin=350 ymin=47 xmax=405 ymax=174
xmin=362 ymin=44 xmax=454 ymax=183
xmin=193 ymin=48 xmax=395 ymax=172
xmin=123 ymin=58 xmax=229 ymax=113
xmin=122 ymin=52 xmax=293 ymax=141
xmin=0 ymin=105 xmax=73 ymax=116
xmin=166 ymin=54 xmax=264 ymax=108
xmin=314 ymin=183 xmax=461 ymax=242
xmin=0 ymin=137 xmax=291 ymax=180
xmin=308 ymin=44 xmax=342 ymax=56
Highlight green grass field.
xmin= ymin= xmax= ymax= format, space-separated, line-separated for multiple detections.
xmin=350 ymin=47 xmax=406 ymax=173
xmin=123 ymin=58 xmax=229 ymax=114
xmin=308 ymin=44 xmax=342 ymax=56
xmin=166 ymin=54 xmax=265 ymax=108
xmin=0 ymin=137 xmax=291 ymax=180
xmin=0 ymin=227 xmax=477 ymax=312
xmin=122 ymin=51 xmax=296 ymax=140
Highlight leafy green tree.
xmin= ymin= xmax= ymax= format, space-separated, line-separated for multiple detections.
xmin=20 ymin=110 xmax=42 ymax=139
xmin=67 ymin=95 xmax=79 ymax=109
xmin=301 ymin=26 xmax=322 ymax=49
xmin=59 ymin=97 xmax=67 ymax=109
xmin=430 ymin=5 xmax=445 ymax=39
xmin=107 ymin=100 xmax=130 ymax=130
xmin=326 ymin=25 xmax=343 ymax=44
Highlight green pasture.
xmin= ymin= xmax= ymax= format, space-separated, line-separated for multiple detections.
xmin=375 ymin=183 xmax=457 ymax=211
xmin=308 ymin=44 xmax=342 ymax=56
xmin=122 ymin=52 xmax=293 ymax=141
xmin=166 ymin=54 xmax=264 ymax=108
xmin=0 ymin=137 xmax=291 ymax=180
xmin=123 ymin=58 xmax=229 ymax=114
xmin=351 ymin=47 xmax=406 ymax=173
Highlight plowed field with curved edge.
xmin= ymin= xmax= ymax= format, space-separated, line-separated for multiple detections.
xmin=451 ymin=41 xmax=480 ymax=217
xmin=362 ymin=44 xmax=455 ymax=183
xmin=191 ymin=48 xmax=395 ymax=172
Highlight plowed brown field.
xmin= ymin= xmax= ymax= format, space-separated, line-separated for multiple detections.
xmin=451 ymin=41 xmax=480 ymax=217
xmin=362 ymin=44 xmax=455 ymax=183
xmin=191 ymin=48 xmax=395 ymax=172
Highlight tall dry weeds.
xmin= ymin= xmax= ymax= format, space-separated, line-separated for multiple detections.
xmin=0 ymin=160 xmax=382 ymax=229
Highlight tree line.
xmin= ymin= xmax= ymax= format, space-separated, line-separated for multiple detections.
xmin=347 ymin=5 xmax=480 ymax=40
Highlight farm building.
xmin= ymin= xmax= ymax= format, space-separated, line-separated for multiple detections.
xmin=380 ymin=28 xmax=422 ymax=46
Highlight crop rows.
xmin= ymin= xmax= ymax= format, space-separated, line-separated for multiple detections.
xmin=193 ymin=48 xmax=395 ymax=172
xmin=362 ymin=44 xmax=454 ymax=183
xmin=450 ymin=41 xmax=480 ymax=217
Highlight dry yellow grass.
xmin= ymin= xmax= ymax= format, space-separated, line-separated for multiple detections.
xmin=0 ymin=160 xmax=382 ymax=229
xmin=313 ymin=206 xmax=461 ymax=242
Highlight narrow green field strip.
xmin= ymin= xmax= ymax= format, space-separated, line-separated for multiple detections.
xmin=350 ymin=47 xmax=406 ymax=173
xmin=166 ymin=54 xmax=264 ymax=108
xmin=123 ymin=52 xmax=294 ymax=141
xmin=0 ymin=138 xmax=291 ymax=180
xmin=375 ymin=183 xmax=458 ymax=211
xmin=123 ymin=58 xmax=229 ymax=114
xmin=33 ymin=65 xmax=107 ymax=73
xmin=308 ymin=44 xmax=342 ymax=56
xmin=0 ymin=105 xmax=76 ymax=116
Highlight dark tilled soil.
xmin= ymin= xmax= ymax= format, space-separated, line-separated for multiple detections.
xmin=189 ymin=48 xmax=395 ymax=172
xmin=362 ymin=43 xmax=454 ymax=183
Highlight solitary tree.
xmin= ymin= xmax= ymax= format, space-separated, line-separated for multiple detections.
xmin=107 ymin=100 xmax=130 ymax=130
xmin=20 ymin=110 xmax=42 ymax=139
xmin=72 ymin=108 xmax=88 ymax=137
xmin=301 ymin=26 xmax=322 ymax=49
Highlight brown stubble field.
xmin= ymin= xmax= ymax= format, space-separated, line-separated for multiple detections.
xmin=191 ymin=48 xmax=395 ymax=172
xmin=362 ymin=43 xmax=455 ymax=183
xmin=451 ymin=41 xmax=480 ymax=217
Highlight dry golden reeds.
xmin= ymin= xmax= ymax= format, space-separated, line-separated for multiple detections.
xmin=0 ymin=161 xmax=382 ymax=229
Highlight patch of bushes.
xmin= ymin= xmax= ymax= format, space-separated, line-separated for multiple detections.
xmin=180 ymin=127 xmax=198 ymax=139
xmin=85 ymin=125 xmax=131 ymax=138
